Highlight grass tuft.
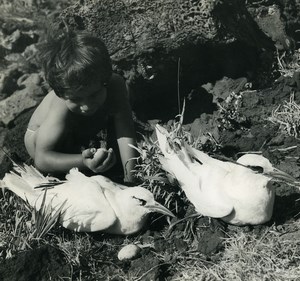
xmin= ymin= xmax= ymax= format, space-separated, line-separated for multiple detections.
xmin=172 ymin=226 xmax=300 ymax=280
xmin=277 ymin=49 xmax=300 ymax=78
xmin=0 ymin=188 xmax=64 ymax=259
xmin=268 ymin=93 xmax=300 ymax=138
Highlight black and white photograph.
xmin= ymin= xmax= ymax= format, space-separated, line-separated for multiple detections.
xmin=0 ymin=0 xmax=300 ymax=280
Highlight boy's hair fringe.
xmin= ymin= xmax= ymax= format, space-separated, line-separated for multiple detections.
xmin=38 ymin=22 xmax=112 ymax=97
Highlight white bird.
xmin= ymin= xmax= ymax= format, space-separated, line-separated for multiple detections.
xmin=155 ymin=124 xmax=298 ymax=225
xmin=1 ymin=164 xmax=175 ymax=234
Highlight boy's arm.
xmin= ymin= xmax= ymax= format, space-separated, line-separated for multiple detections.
xmin=34 ymin=95 xmax=116 ymax=174
xmin=117 ymin=136 xmax=138 ymax=183
xmin=36 ymin=119 xmax=113 ymax=173
xmin=111 ymin=75 xmax=139 ymax=183
xmin=34 ymin=103 xmax=86 ymax=173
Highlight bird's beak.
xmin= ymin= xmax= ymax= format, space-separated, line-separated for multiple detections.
xmin=267 ymin=168 xmax=298 ymax=184
xmin=146 ymin=202 xmax=176 ymax=218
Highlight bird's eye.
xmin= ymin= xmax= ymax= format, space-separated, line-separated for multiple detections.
xmin=248 ymin=166 xmax=264 ymax=173
xmin=133 ymin=196 xmax=147 ymax=206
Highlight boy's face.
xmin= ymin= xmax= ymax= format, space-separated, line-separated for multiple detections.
xmin=64 ymin=82 xmax=107 ymax=116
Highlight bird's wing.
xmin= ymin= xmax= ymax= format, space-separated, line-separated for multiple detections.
xmin=187 ymin=165 xmax=234 ymax=218
xmin=65 ymin=167 xmax=90 ymax=185
xmin=180 ymin=147 xmax=234 ymax=218
xmin=159 ymin=152 xmax=234 ymax=218
xmin=90 ymin=174 xmax=128 ymax=191
xmin=155 ymin=125 xmax=233 ymax=218
xmin=185 ymin=144 xmax=234 ymax=171
xmin=49 ymin=180 xmax=117 ymax=232
xmin=158 ymin=156 xmax=177 ymax=179
xmin=65 ymin=168 xmax=128 ymax=191
xmin=3 ymin=166 xmax=117 ymax=232
xmin=42 ymin=169 xmax=118 ymax=232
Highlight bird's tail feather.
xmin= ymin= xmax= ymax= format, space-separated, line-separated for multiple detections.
xmin=155 ymin=124 xmax=194 ymax=168
xmin=13 ymin=163 xmax=44 ymax=179
xmin=2 ymin=164 xmax=50 ymax=204
xmin=156 ymin=124 xmax=198 ymax=185
xmin=155 ymin=124 xmax=171 ymax=156
xmin=185 ymin=143 xmax=232 ymax=171
xmin=158 ymin=156 xmax=176 ymax=178
xmin=185 ymin=144 xmax=212 ymax=164
xmin=2 ymin=171 xmax=37 ymax=203
xmin=14 ymin=164 xmax=50 ymax=188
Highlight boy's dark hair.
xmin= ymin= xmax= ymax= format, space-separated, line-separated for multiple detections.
xmin=40 ymin=27 xmax=112 ymax=97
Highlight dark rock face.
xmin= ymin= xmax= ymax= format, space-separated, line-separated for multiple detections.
xmin=60 ymin=0 xmax=293 ymax=122
xmin=271 ymin=0 xmax=300 ymax=45
xmin=61 ymin=0 xmax=282 ymax=59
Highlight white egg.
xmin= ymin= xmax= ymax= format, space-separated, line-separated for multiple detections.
xmin=117 ymin=244 xmax=141 ymax=261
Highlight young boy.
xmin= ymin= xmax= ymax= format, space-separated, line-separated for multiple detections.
xmin=24 ymin=28 xmax=138 ymax=183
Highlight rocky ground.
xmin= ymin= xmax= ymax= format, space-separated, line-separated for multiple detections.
xmin=0 ymin=1 xmax=300 ymax=280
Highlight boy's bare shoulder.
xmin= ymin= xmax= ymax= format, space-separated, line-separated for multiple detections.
xmin=28 ymin=90 xmax=69 ymax=130
xmin=40 ymin=91 xmax=70 ymax=122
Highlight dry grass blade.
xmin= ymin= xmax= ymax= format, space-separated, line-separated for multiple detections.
xmin=172 ymin=227 xmax=300 ymax=280
xmin=268 ymin=93 xmax=300 ymax=138
xmin=32 ymin=188 xmax=66 ymax=239
xmin=277 ymin=49 xmax=300 ymax=78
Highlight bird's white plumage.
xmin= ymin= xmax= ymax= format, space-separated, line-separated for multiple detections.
xmin=156 ymin=125 xmax=234 ymax=218
xmin=2 ymin=165 xmax=174 ymax=234
xmin=155 ymin=124 xmax=295 ymax=225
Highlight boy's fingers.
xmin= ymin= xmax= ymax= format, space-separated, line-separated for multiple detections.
xmin=93 ymin=149 xmax=108 ymax=163
xmin=102 ymin=149 xmax=115 ymax=169
xmin=110 ymin=149 xmax=117 ymax=165
xmin=82 ymin=148 xmax=96 ymax=159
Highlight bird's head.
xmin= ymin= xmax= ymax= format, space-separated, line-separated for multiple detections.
xmin=117 ymin=186 xmax=175 ymax=218
xmin=237 ymin=154 xmax=298 ymax=184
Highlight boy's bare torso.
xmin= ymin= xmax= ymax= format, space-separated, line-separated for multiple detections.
xmin=28 ymin=90 xmax=110 ymax=153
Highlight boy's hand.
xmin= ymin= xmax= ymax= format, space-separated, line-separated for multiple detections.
xmin=82 ymin=148 xmax=116 ymax=173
